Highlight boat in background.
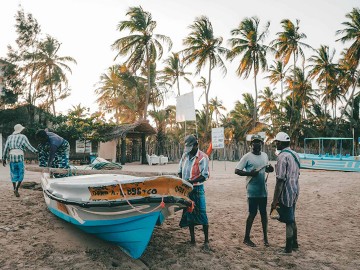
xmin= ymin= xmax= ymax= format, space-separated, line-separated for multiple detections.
xmin=41 ymin=173 xmax=193 ymax=259
xmin=299 ymin=137 xmax=360 ymax=172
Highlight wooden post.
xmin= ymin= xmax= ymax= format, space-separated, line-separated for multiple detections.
xmin=141 ymin=133 xmax=147 ymax=164
xmin=120 ymin=137 xmax=126 ymax=165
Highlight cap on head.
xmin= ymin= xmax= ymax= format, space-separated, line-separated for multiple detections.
xmin=13 ymin=124 xmax=25 ymax=134
xmin=275 ymin=132 xmax=290 ymax=142
xmin=251 ymin=134 xmax=264 ymax=143
xmin=184 ymin=134 xmax=198 ymax=153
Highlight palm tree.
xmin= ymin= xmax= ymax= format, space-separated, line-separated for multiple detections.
xmin=265 ymin=60 xmax=288 ymax=106
xmin=95 ymin=65 xmax=145 ymax=123
xmin=271 ymin=19 xmax=312 ymax=110
xmin=112 ymin=6 xmax=172 ymax=119
xmin=335 ymin=8 xmax=360 ymax=135
xmin=161 ymin=52 xmax=193 ymax=96
xmin=308 ymin=45 xmax=338 ymax=117
xmin=228 ymin=16 xmax=270 ymax=127
xmin=230 ymin=93 xmax=257 ymax=136
xmin=336 ymin=8 xmax=360 ymax=68
xmin=31 ymin=35 xmax=76 ymax=115
xmin=286 ymin=67 xmax=315 ymax=121
xmin=182 ymin=16 xmax=228 ymax=134
xmin=258 ymin=86 xmax=279 ymax=125
xmin=149 ymin=109 xmax=167 ymax=155
xmin=209 ymin=97 xmax=226 ymax=127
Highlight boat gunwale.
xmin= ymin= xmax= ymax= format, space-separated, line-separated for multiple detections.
xmin=43 ymin=188 xmax=192 ymax=209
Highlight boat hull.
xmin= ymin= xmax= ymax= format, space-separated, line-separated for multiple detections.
xmin=41 ymin=173 xmax=193 ymax=259
xmin=299 ymin=154 xmax=360 ymax=172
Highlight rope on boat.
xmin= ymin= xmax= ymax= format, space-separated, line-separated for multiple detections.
xmin=118 ymin=183 xmax=165 ymax=214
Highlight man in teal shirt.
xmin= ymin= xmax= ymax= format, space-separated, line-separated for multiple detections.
xmin=235 ymin=134 xmax=273 ymax=247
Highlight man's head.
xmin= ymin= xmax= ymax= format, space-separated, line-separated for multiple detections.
xmin=184 ymin=134 xmax=198 ymax=154
xmin=250 ymin=134 xmax=263 ymax=154
xmin=274 ymin=131 xmax=290 ymax=150
xmin=13 ymin=124 xmax=25 ymax=135
xmin=36 ymin=129 xmax=49 ymax=143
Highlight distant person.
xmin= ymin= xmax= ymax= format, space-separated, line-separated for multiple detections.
xmin=271 ymin=132 xmax=300 ymax=253
xmin=178 ymin=134 xmax=210 ymax=250
xmin=2 ymin=124 xmax=38 ymax=197
xmin=35 ymin=130 xmax=70 ymax=177
xmin=235 ymin=134 xmax=274 ymax=247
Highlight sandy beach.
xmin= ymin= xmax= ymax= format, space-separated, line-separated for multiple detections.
xmin=1 ymin=160 xmax=359 ymax=270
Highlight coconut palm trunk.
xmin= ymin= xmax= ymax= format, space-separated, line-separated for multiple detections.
xmin=205 ymin=64 xmax=212 ymax=133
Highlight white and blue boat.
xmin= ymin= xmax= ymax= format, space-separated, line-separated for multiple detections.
xmin=299 ymin=137 xmax=360 ymax=172
xmin=40 ymin=173 xmax=193 ymax=259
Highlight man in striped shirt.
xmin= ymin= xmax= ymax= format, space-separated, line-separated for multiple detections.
xmin=271 ymin=132 xmax=300 ymax=253
xmin=178 ymin=134 xmax=210 ymax=250
xmin=2 ymin=124 xmax=38 ymax=197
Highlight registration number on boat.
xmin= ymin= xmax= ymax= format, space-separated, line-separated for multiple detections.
xmin=89 ymin=184 xmax=121 ymax=200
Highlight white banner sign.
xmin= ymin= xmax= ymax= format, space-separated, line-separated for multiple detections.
xmin=76 ymin=140 xmax=92 ymax=153
xmin=212 ymin=127 xmax=224 ymax=149
xmin=176 ymin=92 xmax=196 ymax=122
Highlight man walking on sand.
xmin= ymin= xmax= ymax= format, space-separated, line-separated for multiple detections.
xmin=235 ymin=134 xmax=274 ymax=247
xmin=271 ymin=131 xmax=300 ymax=253
xmin=178 ymin=134 xmax=210 ymax=251
xmin=2 ymin=124 xmax=38 ymax=197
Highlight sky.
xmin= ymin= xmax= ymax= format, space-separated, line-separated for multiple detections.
xmin=0 ymin=0 xmax=358 ymax=116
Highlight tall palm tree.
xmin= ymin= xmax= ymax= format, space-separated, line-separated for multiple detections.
xmin=271 ymin=19 xmax=312 ymax=110
xmin=161 ymin=52 xmax=193 ymax=96
xmin=31 ymin=35 xmax=76 ymax=115
xmin=182 ymin=16 xmax=228 ymax=134
xmin=308 ymin=45 xmax=338 ymax=117
xmin=228 ymin=17 xmax=270 ymax=127
xmin=335 ymin=8 xmax=360 ymax=135
xmin=336 ymin=8 xmax=360 ymax=68
xmin=112 ymin=6 xmax=172 ymax=119
xmin=332 ymin=53 xmax=360 ymax=135
xmin=265 ymin=60 xmax=288 ymax=106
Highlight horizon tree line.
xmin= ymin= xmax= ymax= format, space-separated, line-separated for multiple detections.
xmin=1 ymin=6 xmax=359 ymax=155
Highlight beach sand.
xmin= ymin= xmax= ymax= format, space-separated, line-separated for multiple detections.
xmin=0 ymin=161 xmax=359 ymax=270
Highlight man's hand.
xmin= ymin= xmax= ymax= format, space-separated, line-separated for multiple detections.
xmin=249 ymin=169 xmax=259 ymax=177
xmin=270 ymin=201 xmax=278 ymax=211
xmin=266 ymin=164 xmax=274 ymax=173
xmin=2 ymin=160 xmax=6 ymax=167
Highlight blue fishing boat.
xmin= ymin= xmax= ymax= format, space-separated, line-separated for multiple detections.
xmin=41 ymin=173 xmax=193 ymax=259
xmin=298 ymin=137 xmax=360 ymax=172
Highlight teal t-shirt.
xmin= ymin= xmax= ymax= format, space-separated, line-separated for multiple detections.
xmin=235 ymin=152 xmax=269 ymax=197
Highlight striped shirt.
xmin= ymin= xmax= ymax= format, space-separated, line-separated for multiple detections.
xmin=275 ymin=147 xmax=300 ymax=207
xmin=2 ymin=134 xmax=38 ymax=162
xmin=178 ymin=150 xmax=209 ymax=186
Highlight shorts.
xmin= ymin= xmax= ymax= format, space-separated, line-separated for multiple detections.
xmin=277 ymin=203 xmax=296 ymax=224
xmin=10 ymin=161 xmax=25 ymax=183
xmin=248 ymin=197 xmax=267 ymax=215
